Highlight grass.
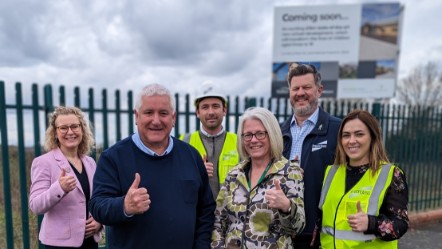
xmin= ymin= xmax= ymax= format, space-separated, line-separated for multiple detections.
xmin=0 ymin=146 xmax=106 ymax=249
xmin=0 ymin=146 xmax=40 ymax=249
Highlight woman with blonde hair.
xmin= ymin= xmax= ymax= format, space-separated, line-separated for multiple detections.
xmin=29 ymin=106 xmax=102 ymax=248
xmin=212 ymin=107 xmax=305 ymax=248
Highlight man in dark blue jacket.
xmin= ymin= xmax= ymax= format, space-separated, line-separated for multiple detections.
xmin=90 ymin=83 xmax=215 ymax=249
xmin=280 ymin=63 xmax=341 ymax=249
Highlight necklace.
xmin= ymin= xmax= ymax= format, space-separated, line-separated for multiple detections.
xmin=248 ymin=160 xmax=273 ymax=189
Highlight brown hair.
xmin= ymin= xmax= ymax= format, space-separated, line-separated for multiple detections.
xmin=286 ymin=63 xmax=322 ymax=87
xmin=334 ymin=109 xmax=390 ymax=175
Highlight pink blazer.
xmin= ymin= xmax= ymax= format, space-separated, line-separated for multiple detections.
xmin=29 ymin=148 xmax=101 ymax=247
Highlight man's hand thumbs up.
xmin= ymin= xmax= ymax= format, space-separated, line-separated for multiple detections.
xmin=130 ymin=173 xmax=141 ymax=189
xmin=124 ymin=173 xmax=150 ymax=215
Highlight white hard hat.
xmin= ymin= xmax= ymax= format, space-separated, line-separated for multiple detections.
xmin=194 ymin=80 xmax=227 ymax=107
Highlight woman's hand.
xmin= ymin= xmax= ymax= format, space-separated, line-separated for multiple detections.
xmin=265 ymin=179 xmax=291 ymax=213
xmin=85 ymin=215 xmax=102 ymax=238
xmin=347 ymin=201 xmax=369 ymax=232
xmin=58 ymin=168 xmax=76 ymax=193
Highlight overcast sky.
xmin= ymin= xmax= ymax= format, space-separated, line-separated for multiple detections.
xmin=1 ymin=0 xmax=441 ymax=101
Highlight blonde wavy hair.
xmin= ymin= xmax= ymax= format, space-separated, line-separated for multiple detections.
xmin=44 ymin=106 xmax=95 ymax=156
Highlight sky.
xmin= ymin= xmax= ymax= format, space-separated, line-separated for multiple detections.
xmin=0 ymin=0 xmax=441 ymax=102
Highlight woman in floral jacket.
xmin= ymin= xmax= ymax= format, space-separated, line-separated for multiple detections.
xmin=211 ymin=107 xmax=305 ymax=249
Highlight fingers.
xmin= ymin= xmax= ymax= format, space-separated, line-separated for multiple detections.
xmin=205 ymin=162 xmax=214 ymax=177
xmin=274 ymin=179 xmax=281 ymax=190
xmin=59 ymin=168 xmax=76 ymax=193
xmin=356 ymin=201 xmax=363 ymax=213
xmin=265 ymin=179 xmax=289 ymax=210
xmin=348 ymin=202 xmax=368 ymax=232
xmin=124 ymin=173 xmax=151 ymax=215
xmin=84 ymin=220 xmax=96 ymax=238
xmin=130 ymin=173 xmax=141 ymax=189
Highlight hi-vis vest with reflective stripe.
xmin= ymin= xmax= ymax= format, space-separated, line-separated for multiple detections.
xmin=318 ymin=163 xmax=396 ymax=249
xmin=180 ymin=131 xmax=239 ymax=184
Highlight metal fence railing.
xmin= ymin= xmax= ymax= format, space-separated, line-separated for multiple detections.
xmin=1 ymin=81 xmax=441 ymax=249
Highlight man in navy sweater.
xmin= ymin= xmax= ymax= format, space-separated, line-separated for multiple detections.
xmin=280 ymin=63 xmax=341 ymax=248
xmin=90 ymin=83 xmax=215 ymax=249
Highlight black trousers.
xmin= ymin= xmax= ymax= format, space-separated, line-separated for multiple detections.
xmin=293 ymin=234 xmax=320 ymax=249
xmin=44 ymin=237 xmax=98 ymax=249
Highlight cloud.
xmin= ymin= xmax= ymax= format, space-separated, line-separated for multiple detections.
xmin=0 ymin=0 xmax=441 ymax=103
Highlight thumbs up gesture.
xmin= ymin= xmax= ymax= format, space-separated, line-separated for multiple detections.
xmin=124 ymin=173 xmax=151 ymax=215
xmin=347 ymin=201 xmax=368 ymax=232
xmin=59 ymin=168 xmax=76 ymax=193
xmin=265 ymin=179 xmax=291 ymax=213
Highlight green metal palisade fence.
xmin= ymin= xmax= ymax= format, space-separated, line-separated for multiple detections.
xmin=1 ymin=81 xmax=441 ymax=249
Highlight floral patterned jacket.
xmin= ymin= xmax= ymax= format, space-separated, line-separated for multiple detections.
xmin=211 ymin=157 xmax=305 ymax=249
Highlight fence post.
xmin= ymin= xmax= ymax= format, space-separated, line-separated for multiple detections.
xmin=15 ymin=83 xmax=31 ymax=249
xmin=43 ymin=84 xmax=54 ymax=127
xmin=102 ymin=89 xmax=109 ymax=149
xmin=0 ymin=81 xmax=14 ymax=249
xmin=371 ymin=102 xmax=381 ymax=119
xmin=31 ymin=84 xmax=44 ymax=249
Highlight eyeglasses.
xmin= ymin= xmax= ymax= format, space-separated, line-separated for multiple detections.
xmin=241 ymin=131 xmax=268 ymax=142
xmin=57 ymin=124 xmax=81 ymax=134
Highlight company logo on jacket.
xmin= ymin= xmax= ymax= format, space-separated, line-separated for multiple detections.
xmin=349 ymin=186 xmax=373 ymax=199
xmin=312 ymin=140 xmax=327 ymax=152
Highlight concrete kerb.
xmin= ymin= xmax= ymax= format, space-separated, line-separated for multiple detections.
xmin=408 ymin=209 xmax=442 ymax=228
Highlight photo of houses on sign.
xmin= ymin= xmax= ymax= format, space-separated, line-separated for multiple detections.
xmin=272 ymin=2 xmax=403 ymax=99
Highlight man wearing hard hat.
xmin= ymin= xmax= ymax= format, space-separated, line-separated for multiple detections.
xmin=180 ymin=81 xmax=240 ymax=200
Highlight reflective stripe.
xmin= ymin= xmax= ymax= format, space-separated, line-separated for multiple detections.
xmin=318 ymin=165 xmax=339 ymax=209
xmin=321 ymin=226 xmax=334 ymax=235
xmin=321 ymin=226 xmax=376 ymax=241
xmin=367 ymin=164 xmax=392 ymax=215
xmin=335 ymin=230 xmax=375 ymax=241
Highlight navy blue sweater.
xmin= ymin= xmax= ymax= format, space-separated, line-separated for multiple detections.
xmin=280 ymin=108 xmax=341 ymax=236
xmin=90 ymin=137 xmax=215 ymax=249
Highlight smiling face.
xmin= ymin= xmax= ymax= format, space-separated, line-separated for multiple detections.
xmin=135 ymin=95 xmax=176 ymax=154
xmin=55 ymin=114 xmax=83 ymax=154
xmin=289 ymin=73 xmax=323 ymax=118
xmin=341 ymin=118 xmax=372 ymax=166
xmin=196 ymin=97 xmax=226 ymax=134
xmin=242 ymin=118 xmax=271 ymax=162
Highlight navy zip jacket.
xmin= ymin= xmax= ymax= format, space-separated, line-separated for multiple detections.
xmin=280 ymin=108 xmax=341 ymax=236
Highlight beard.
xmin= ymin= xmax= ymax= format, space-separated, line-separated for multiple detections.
xmin=291 ymin=97 xmax=319 ymax=117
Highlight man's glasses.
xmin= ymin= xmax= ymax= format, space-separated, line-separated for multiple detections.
xmin=241 ymin=131 xmax=268 ymax=142
xmin=57 ymin=124 xmax=81 ymax=134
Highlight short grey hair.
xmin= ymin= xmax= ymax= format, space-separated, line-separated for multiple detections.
xmin=135 ymin=84 xmax=176 ymax=112
xmin=237 ymin=107 xmax=283 ymax=161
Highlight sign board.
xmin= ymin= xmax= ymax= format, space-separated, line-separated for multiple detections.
xmin=272 ymin=3 xmax=403 ymax=99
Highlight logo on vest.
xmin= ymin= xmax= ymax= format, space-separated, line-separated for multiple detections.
xmin=348 ymin=186 xmax=372 ymax=199
xmin=222 ymin=150 xmax=238 ymax=161
xmin=311 ymin=140 xmax=327 ymax=152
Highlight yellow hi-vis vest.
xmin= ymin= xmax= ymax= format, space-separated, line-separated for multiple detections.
xmin=318 ymin=163 xmax=396 ymax=249
xmin=179 ymin=131 xmax=239 ymax=184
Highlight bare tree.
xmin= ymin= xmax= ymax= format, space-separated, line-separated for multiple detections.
xmin=396 ymin=62 xmax=442 ymax=106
